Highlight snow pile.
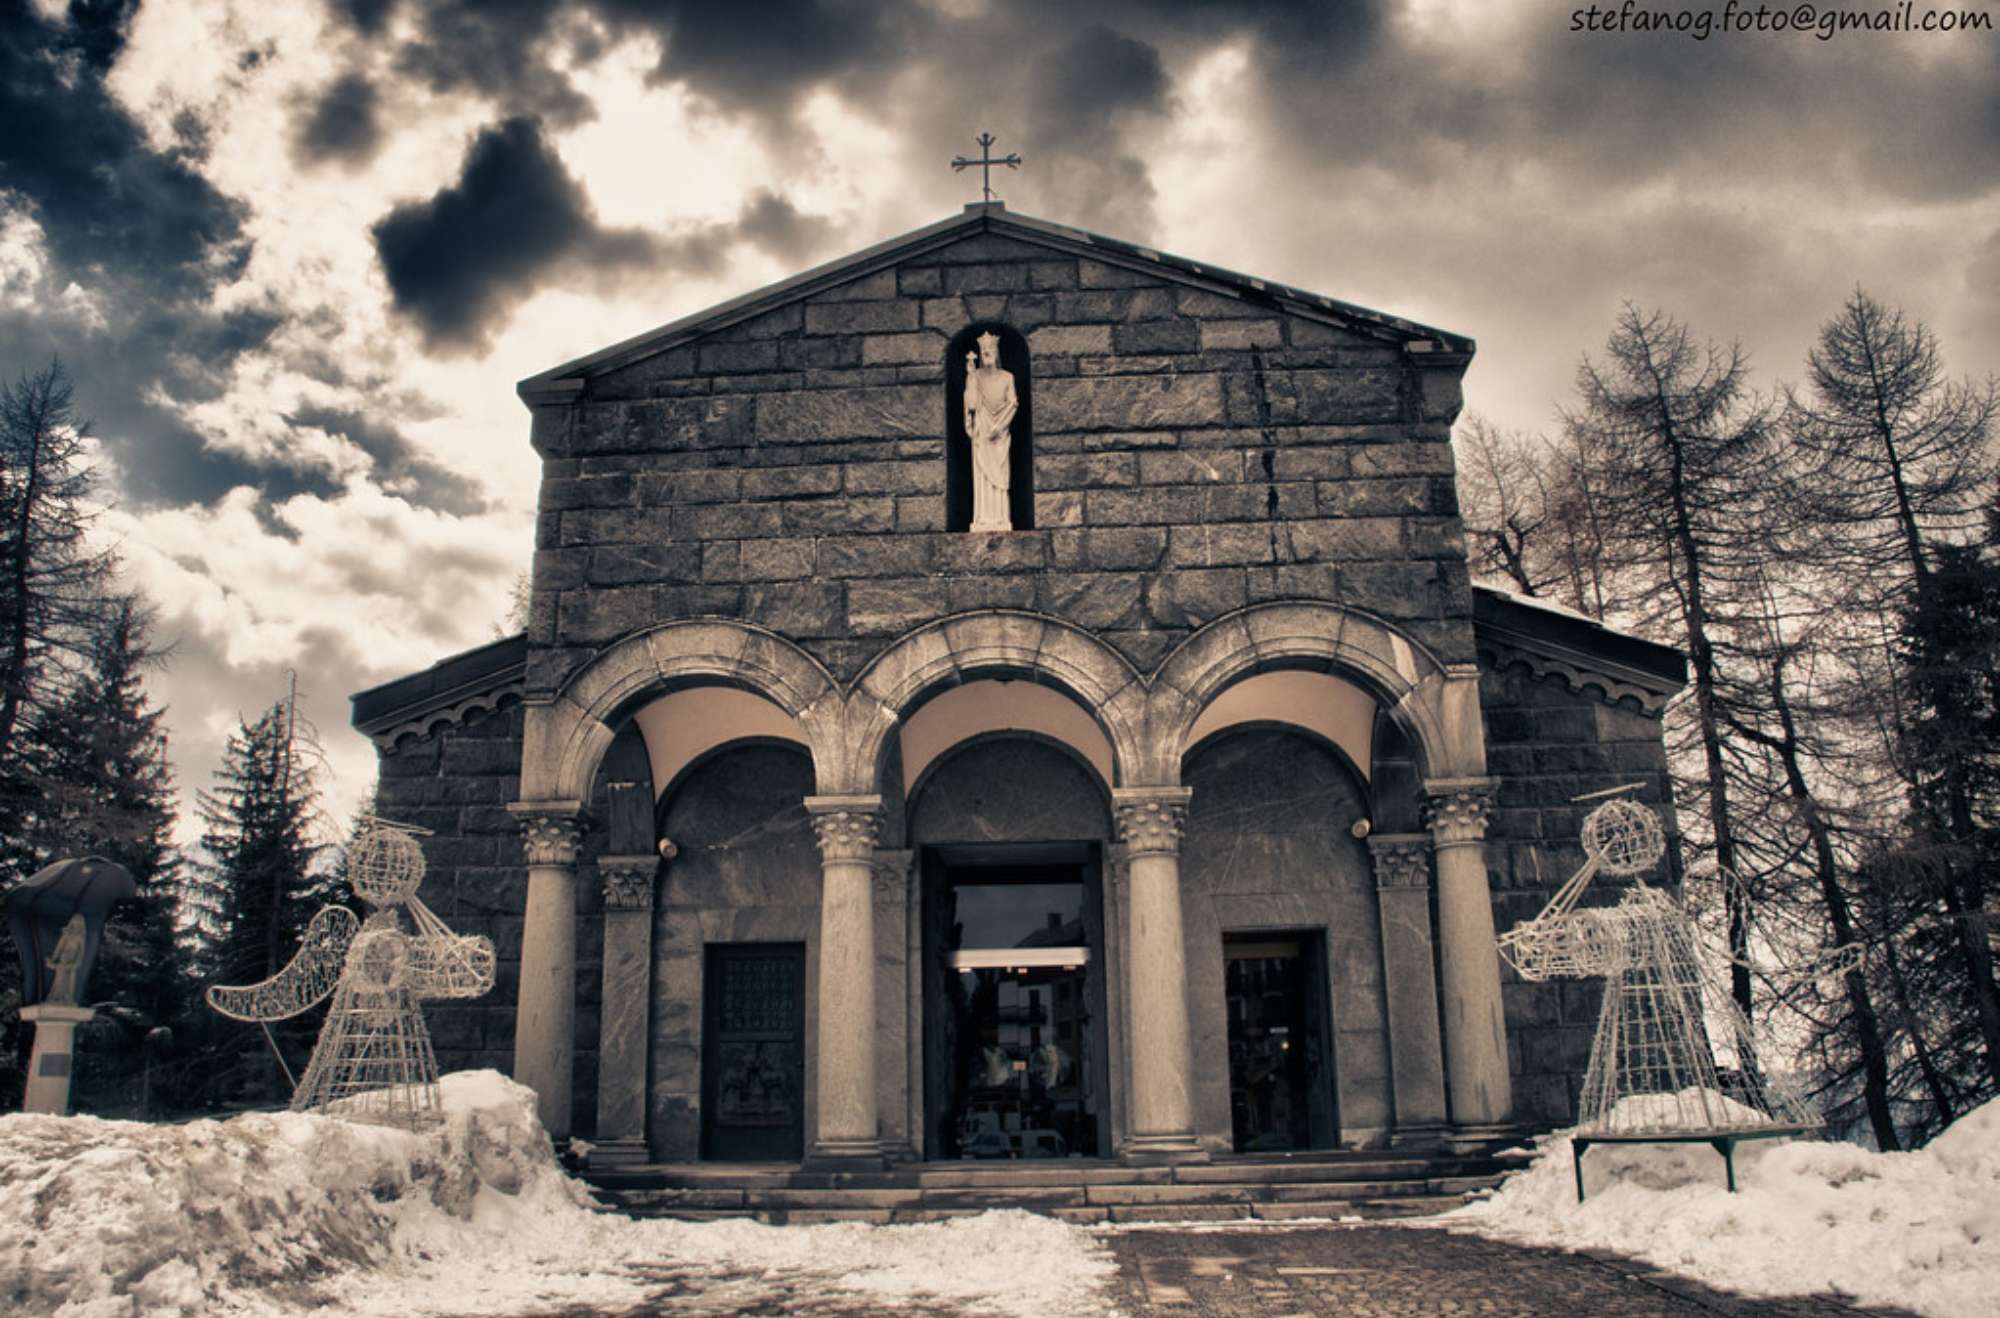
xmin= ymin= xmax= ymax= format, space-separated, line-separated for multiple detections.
xmin=1447 ymin=1096 xmax=2000 ymax=1317
xmin=0 ymin=1072 xmax=1116 ymax=1317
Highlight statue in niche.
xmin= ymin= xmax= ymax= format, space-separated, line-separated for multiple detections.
xmin=963 ymin=330 xmax=1018 ymax=532
xmin=45 ymin=914 xmax=86 ymax=1006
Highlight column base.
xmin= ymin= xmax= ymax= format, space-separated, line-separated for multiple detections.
xmin=880 ymin=1139 xmax=922 ymax=1165
xmin=1389 ymin=1123 xmax=1452 ymax=1151
xmin=585 ymin=1138 xmax=653 ymax=1169
xmin=1120 ymin=1132 xmax=1210 ymax=1166
xmin=802 ymin=1138 xmax=889 ymax=1172
xmin=1445 ymin=1122 xmax=1524 ymax=1153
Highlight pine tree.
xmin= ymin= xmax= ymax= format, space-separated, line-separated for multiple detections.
xmin=183 ymin=690 xmax=327 ymax=990
xmin=1568 ymin=305 xmax=1778 ymax=1020
xmin=0 ymin=360 xmax=117 ymax=772
xmin=25 ymin=596 xmax=183 ymax=1020
xmin=1786 ymin=292 xmax=2000 ymax=1096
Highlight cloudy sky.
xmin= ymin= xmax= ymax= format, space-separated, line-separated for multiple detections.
xmin=2 ymin=0 xmax=1994 ymax=843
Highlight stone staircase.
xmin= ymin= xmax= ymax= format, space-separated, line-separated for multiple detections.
xmin=585 ymin=1148 xmax=1531 ymax=1225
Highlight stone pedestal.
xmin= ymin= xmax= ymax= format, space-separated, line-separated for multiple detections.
xmin=20 ymin=1004 xmax=94 ymax=1115
xmin=1369 ymin=834 xmax=1450 ymax=1147
xmin=1425 ymin=778 xmax=1514 ymax=1131
xmin=804 ymin=795 xmax=887 ymax=1168
xmin=509 ymin=803 xmax=586 ymax=1139
xmin=592 ymin=853 xmax=658 ymax=1168
xmin=1113 ymin=787 xmax=1206 ymax=1164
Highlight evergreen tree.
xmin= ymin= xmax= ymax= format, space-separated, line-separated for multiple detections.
xmin=1785 ymin=292 xmax=2000 ymax=1097
xmin=0 ymin=360 xmax=117 ymax=776
xmin=26 ymin=595 xmax=182 ymax=1022
xmin=183 ymin=690 xmax=328 ymax=989
xmin=1568 ymin=305 xmax=1779 ymax=1020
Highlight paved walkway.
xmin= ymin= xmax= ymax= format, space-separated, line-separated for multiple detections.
xmin=473 ymin=1221 xmax=1916 ymax=1317
xmin=1099 ymin=1224 xmax=1913 ymax=1317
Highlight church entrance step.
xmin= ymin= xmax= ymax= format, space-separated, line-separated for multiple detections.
xmin=586 ymin=1155 xmax=1515 ymax=1222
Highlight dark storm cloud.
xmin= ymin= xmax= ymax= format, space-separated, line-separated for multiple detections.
xmin=736 ymin=189 xmax=837 ymax=266
xmin=294 ymin=71 xmax=384 ymax=168
xmin=594 ymin=0 xmax=924 ymax=117
xmin=286 ymin=405 xmax=489 ymax=516
xmin=0 ymin=0 xmax=245 ymax=303
xmin=327 ymin=0 xmax=398 ymax=36
xmin=386 ymin=0 xmax=596 ymax=128
xmin=0 ymin=1 xmax=359 ymax=511
xmin=372 ymin=115 xmax=667 ymax=354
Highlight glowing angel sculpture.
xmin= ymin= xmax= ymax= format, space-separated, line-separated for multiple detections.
xmin=207 ymin=820 xmax=495 ymax=1126
xmin=1497 ymin=794 xmax=1814 ymax=1138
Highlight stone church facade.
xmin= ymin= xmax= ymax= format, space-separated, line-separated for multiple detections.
xmin=351 ymin=205 xmax=1685 ymax=1168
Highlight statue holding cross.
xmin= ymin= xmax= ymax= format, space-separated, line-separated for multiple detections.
xmin=951 ymin=131 xmax=1021 ymax=205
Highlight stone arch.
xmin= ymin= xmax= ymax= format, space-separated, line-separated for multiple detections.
xmin=1149 ymin=601 xmax=1487 ymax=784
xmin=518 ymin=619 xmax=841 ymax=806
xmin=843 ymin=610 xmax=1146 ymax=797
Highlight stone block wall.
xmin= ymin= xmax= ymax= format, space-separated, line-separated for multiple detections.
xmin=524 ymin=228 xmax=1473 ymax=697
xmin=371 ymin=700 xmax=606 ymax=1129
xmin=1475 ymin=662 xmax=1680 ymax=1127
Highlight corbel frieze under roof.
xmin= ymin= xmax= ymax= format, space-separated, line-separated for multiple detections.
xmin=1471 ymin=588 xmax=1687 ymax=714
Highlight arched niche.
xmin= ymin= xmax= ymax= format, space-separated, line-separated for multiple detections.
xmin=944 ymin=322 xmax=1034 ymax=532
xmin=898 ymin=679 xmax=1114 ymax=803
xmin=629 ymin=687 xmax=811 ymax=803
xmin=1183 ymin=670 xmax=1378 ymax=784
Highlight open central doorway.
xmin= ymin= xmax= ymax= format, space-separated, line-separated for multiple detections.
xmin=1224 ymin=932 xmax=1338 ymax=1152
xmin=921 ymin=843 xmax=1110 ymax=1160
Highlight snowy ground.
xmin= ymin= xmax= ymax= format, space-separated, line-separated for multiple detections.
xmin=1443 ymin=1096 xmax=2000 ymax=1318
xmin=5 ymin=1071 xmax=1995 ymax=1317
xmin=0 ymin=1072 xmax=1116 ymax=1317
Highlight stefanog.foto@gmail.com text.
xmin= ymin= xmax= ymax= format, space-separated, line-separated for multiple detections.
xmin=1570 ymin=1 xmax=1992 ymax=40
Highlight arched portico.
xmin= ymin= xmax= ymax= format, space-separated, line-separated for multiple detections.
xmin=511 ymin=605 xmax=1511 ymax=1152
xmin=1155 ymin=602 xmax=1512 ymax=1136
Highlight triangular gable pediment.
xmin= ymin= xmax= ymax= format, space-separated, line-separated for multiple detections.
xmin=517 ymin=205 xmax=1472 ymax=406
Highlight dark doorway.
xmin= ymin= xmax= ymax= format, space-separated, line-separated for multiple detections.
xmin=700 ymin=943 xmax=806 ymax=1161
xmin=1224 ymin=932 xmax=1338 ymax=1152
xmin=922 ymin=845 xmax=1108 ymax=1160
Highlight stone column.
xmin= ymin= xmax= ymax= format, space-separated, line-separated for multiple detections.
xmin=805 ymin=794 xmax=885 ymax=1167
xmin=1368 ymin=834 xmax=1449 ymax=1146
xmin=1112 ymin=786 xmax=1206 ymax=1163
xmin=20 ymin=1004 xmax=95 ymax=1115
xmin=508 ymin=803 xmax=586 ymax=1139
xmin=1424 ymin=777 xmax=1514 ymax=1133
xmin=873 ymin=848 xmax=919 ymax=1163
xmin=591 ymin=850 xmax=661 ymax=1168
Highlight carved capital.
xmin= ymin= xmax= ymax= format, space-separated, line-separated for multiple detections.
xmin=1112 ymin=787 xmax=1194 ymax=858
xmin=1423 ymin=777 xmax=1497 ymax=848
xmin=805 ymin=795 xmax=883 ymax=865
xmin=508 ymin=803 xmax=586 ymax=867
xmin=1368 ymin=834 xmax=1433 ymax=891
xmin=598 ymin=855 xmax=658 ymax=910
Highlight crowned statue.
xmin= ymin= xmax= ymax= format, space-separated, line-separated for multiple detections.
xmin=963 ymin=330 xmax=1018 ymax=532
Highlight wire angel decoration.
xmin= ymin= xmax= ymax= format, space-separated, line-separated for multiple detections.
xmin=207 ymin=819 xmax=495 ymax=1127
xmin=1497 ymin=792 xmax=1817 ymax=1138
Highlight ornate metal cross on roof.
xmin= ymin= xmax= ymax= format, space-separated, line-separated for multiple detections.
xmin=952 ymin=132 xmax=1022 ymax=205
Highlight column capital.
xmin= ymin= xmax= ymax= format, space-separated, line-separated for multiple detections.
xmin=804 ymin=794 xmax=884 ymax=863
xmin=1422 ymin=777 xmax=1497 ymax=848
xmin=1112 ymin=786 xmax=1193 ymax=857
xmin=508 ymin=802 xmax=588 ymax=866
xmin=1368 ymin=833 xmax=1433 ymax=891
xmin=597 ymin=854 xmax=658 ymax=910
